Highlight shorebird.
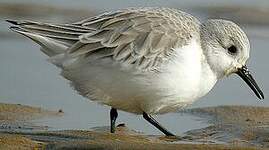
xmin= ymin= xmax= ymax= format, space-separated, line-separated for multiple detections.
xmin=7 ymin=7 xmax=264 ymax=136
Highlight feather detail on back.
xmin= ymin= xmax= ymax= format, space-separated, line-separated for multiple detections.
xmin=8 ymin=7 xmax=200 ymax=71
xmin=67 ymin=7 xmax=201 ymax=71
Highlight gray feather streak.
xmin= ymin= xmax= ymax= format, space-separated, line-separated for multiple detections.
xmin=9 ymin=7 xmax=200 ymax=71
xmin=67 ymin=7 xmax=200 ymax=71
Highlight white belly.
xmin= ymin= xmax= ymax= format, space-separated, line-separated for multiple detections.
xmin=141 ymin=40 xmax=217 ymax=114
xmin=63 ymin=40 xmax=217 ymax=114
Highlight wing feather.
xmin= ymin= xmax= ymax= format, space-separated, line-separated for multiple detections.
xmin=68 ymin=7 xmax=200 ymax=71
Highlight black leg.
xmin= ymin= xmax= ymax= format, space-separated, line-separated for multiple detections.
xmin=110 ymin=108 xmax=118 ymax=133
xmin=143 ymin=112 xmax=175 ymax=136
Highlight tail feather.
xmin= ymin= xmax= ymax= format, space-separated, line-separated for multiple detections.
xmin=7 ymin=19 xmax=95 ymax=57
xmin=9 ymin=25 xmax=69 ymax=57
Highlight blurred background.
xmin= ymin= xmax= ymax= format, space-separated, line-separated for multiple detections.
xmin=0 ymin=0 xmax=268 ymax=135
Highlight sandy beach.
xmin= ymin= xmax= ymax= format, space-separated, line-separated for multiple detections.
xmin=0 ymin=102 xmax=268 ymax=150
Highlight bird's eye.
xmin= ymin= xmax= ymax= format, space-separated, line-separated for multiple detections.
xmin=227 ymin=45 xmax=237 ymax=55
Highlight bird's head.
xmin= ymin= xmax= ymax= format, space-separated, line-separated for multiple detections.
xmin=200 ymin=19 xmax=264 ymax=99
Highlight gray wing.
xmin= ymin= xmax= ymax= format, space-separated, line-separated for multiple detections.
xmin=7 ymin=19 xmax=95 ymax=57
xmin=67 ymin=7 xmax=200 ymax=70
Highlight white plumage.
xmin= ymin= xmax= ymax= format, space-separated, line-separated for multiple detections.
xmin=60 ymin=39 xmax=217 ymax=114
xmin=8 ymin=7 xmax=264 ymax=136
xmin=8 ymin=7 xmax=265 ymax=136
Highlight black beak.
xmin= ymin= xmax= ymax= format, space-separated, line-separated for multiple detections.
xmin=236 ymin=66 xmax=264 ymax=99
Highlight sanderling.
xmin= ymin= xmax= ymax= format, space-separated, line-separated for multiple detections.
xmin=7 ymin=7 xmax=264 ymax=136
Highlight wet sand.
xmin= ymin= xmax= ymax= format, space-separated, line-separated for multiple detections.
xmin=184 ymin=106 xmax=269 ymax=147
xmin=0 ymin=129 xmax=263 ymax=150
xmin=0 ymin=102 xmax=62 ymax=132
xmin=0 ymin=103 xmax=268 ymax=149
xmin=0 ymin=102 xmax=62 ymax=121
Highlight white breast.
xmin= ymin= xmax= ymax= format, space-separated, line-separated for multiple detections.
xmin=148 ymin=39 xmax=217 ymax=113
xmin=63 ymin=39 xmax=217 ymax=114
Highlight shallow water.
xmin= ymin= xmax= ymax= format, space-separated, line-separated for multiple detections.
xmin=0 ymin=1 xmax=268 ymax=135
